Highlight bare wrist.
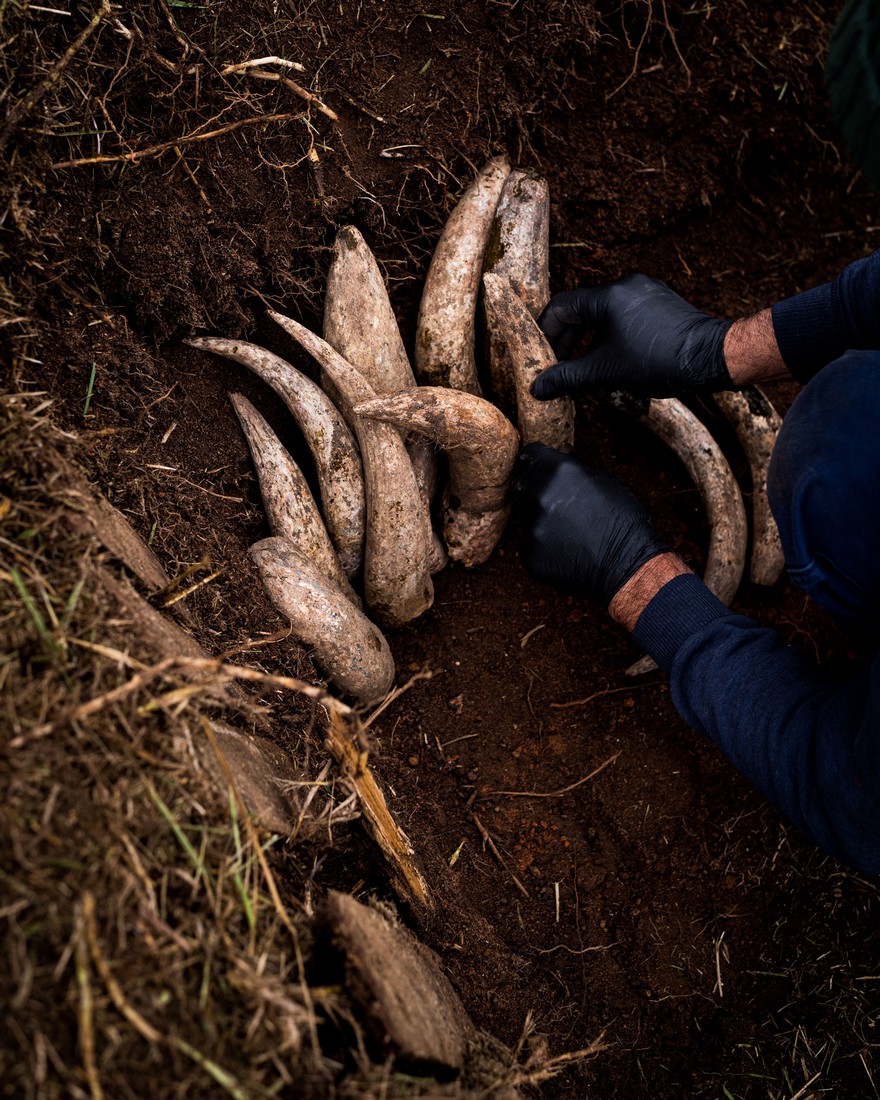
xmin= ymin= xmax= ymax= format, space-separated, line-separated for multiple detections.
xmin=609 ymin=552 xmax=693 ymax=633
xmin=723 ymin=308 xmax=790 ymax=387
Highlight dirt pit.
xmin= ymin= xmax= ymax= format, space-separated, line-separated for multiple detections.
xmin=4 ymin=0 xmax=880 ymax=1096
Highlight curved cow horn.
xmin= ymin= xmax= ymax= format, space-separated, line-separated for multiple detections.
xmin=323 ymin=225 xmax=444 ymax=571
xmin=713 ymin=387 xmax=784 ymax=587
xmin=353 ymin=387 xmax=520 ymax=568
xmin=250 ymin=537 xmax=394 ymax=705
xmin=267 ymin=310 xmax=433 ymax=627
xmin=415 ymin=155 xmax=511 ymax=395
xmin=483 ymin=169 xmax=551 ymax=406
xmin=483 ymin=272 xmax=574 ymax=452
xmin=324 ymin=224 xmax=417 ymax=396
xmin=186 ymin=336 xmax=365 ymax=578
xmin=616 ymin=394 xmax=747 ymax=677
xmin=229 ymin=393 xmax=358 ymax=605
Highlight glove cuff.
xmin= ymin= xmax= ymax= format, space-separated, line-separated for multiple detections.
xmin=683 ymin=318 xmax=735 ymax=393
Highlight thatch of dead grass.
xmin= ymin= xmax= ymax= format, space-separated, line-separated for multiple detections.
xmin=0 ymin=391 xmax=348 ymax=1097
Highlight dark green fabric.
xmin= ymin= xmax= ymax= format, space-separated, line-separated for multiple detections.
xmin=827 ymin=0 xmax=880 ymax=193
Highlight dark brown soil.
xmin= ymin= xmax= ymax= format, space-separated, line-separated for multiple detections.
xmin=4 ymin=0 xmax=880 ymax=1096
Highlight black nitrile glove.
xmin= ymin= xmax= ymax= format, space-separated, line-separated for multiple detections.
xmin=533 ymin=273 xmax=734 ymax=399
xmin=513 ymin=443 xmax=669 ymax=606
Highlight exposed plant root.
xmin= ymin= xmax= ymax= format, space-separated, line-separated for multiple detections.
xmin=52 ymin=111 xmax=304 ymax=169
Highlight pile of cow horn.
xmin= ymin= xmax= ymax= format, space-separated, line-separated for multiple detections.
xmin=186 ymin=156 xmax=785 ymax=703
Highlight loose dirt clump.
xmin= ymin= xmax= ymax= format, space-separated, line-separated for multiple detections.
xmin=2 ymin=2 xmax=879 ymax=1098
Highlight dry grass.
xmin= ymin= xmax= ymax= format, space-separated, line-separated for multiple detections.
xmin=0 ymin=393 xmax=338 ymax=1097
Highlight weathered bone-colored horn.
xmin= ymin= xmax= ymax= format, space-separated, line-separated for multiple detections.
xmin=713 ymin=387 xmax=784 ymax=587
xmin=323 ymin=225 xmax=443 ymax=571
xmin=267 ymin=310 xmax=433 ymax=627
xmin=186 ymin=336 xmax=365 ymax=578
xmin=324 ymin=224 xmax=418 ymax=396
xmin=229 ymin=393 xmax=359 ymax=605
xmin=250 ymin=537 xmax=394 ymax=705
xmin=483 ymin=272 xmax=574 ymax=452
xmin=415 ymin=155 xmax=511 ymax=395
xmin=483 ymin=170 xmax=551 ymax=406
xmin=616 ymin=395 xmax=747 ymax=677
xmin=353 ymin=387 xmax=520 ymax=568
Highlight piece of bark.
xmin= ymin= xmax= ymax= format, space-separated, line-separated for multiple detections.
xmin=94 ymin=567 xmax=260 ymax=720
xmin=321 ymin=891 xmax=472 ymax=1075
xmin=96 ymin=568 xmax=208 ymax=660
xmin=194 ymin=720 xmax=299 ymax=835
xmin=64 ymin=475 xmax=171 ymax=592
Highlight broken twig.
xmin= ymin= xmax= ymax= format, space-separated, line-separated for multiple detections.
xmin=51 ymin=112 xmax=303 ymax=168
xmin=247 ymin=70 xmax=339 ymax=121
xmin=472 ymin=813 xmax=530 ymax=898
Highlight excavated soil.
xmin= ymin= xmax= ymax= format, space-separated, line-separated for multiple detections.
xmin=5 ymin=0 xmax=880 ymax=1095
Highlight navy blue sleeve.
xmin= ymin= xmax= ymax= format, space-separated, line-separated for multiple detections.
xmin=771 ymin=249 xmax=880 ymax=383
xmin=634 ymin=573 xmax=880 ymax=875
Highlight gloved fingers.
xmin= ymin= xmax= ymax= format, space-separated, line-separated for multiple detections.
xmin=538 ymin=286 xmax=609 ymax=357
xmin=511 ymin=442 xmax=562 ymax=495
xmin=530 ymin=353 xmax=609 ymax=399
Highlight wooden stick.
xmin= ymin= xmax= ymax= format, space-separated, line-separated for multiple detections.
xmin=325 ymin=707 xmax=432 ymax=910
xmin=221 ymin=56 xmax=305 ymax=75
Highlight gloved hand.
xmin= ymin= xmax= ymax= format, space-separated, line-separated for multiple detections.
xmin=513 ymin=443 xmax=669 ymax=606
xmin=533 ymin=273 xmax=734 ymax=399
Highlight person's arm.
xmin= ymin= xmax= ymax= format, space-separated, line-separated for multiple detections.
xmin=623 ymin=565 xmax=880 ymax=875
xmin=533 ymin=250 xmax=880 ymax=398
xmin=722 ymin=307 xmax=788 ymax=387
xmin=515 ymin=447 xmax=880 ymax=874
xmin=771 ymin=249 xmax=880 ymax=383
